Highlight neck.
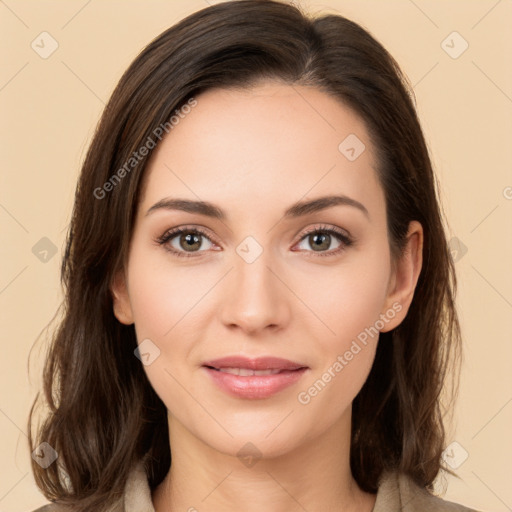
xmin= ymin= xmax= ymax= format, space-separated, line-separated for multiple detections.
xmin=152 ymin=409 xmax=376 ymax=512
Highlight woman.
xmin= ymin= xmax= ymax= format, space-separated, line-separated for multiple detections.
xmin=28 ymin=1 xmax=481 ymax=510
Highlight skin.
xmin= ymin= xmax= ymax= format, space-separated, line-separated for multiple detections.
xmin=111 ymin=81 xmax=423 ymax=512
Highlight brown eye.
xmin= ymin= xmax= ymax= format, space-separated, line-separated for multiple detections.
xmin=157 ymin=227 xmax=216 ymax=258
xmin=168 ymin=230 xmax=214 ymax=254
xmin=296 ymin=230 xmax=344 ymax=253
xmin=293 ymin=225 xmax=353 ymax=257
xmin=177 ymin=232 xmax=204 ymax=252
xmin=307 ymin=232 xmax=335 ymax=252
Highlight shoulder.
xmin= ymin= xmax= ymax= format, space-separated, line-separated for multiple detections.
xmin=28 ymin=459 xmax=149 ymax=512
xmin=376 ymin=471 xmax=483 ymax=512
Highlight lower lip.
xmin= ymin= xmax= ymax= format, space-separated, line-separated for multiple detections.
xmin=203 ymin=366 xmax=308 ymax=399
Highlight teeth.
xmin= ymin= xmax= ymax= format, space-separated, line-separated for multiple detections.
xmin=217 ymin=367 xmax=282 ymax=376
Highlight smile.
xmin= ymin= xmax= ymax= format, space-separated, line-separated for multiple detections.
xmin=201 ymin=355 xmax=309 ymax=399
xmin=208 ymin=367 xmax=283 ymax=376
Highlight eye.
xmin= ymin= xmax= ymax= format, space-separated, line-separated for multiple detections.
xmin=293 ymin=224 xmax=353 ymax=257
xmin=155 ymin=226 xmax=218 ymax=258
xmin=155 ymin=223 xmax=354 ymax=259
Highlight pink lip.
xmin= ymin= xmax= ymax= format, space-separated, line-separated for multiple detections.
xmin=202 ymin=356 xmax=309 ymax=400
xmin=202 ymin=355 xmax=306 ymax=371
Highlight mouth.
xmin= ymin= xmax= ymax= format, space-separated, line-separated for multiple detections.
xmin=202 ymin=355 xmax=307 ymax=372
xmin=204 ymin=366 xmax=300 ymax=376
xmin=201 ymin=356 xmax=309 ymax=399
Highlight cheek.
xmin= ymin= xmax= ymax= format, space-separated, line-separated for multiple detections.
xmin=296 ymin=339 xmax=377 ymax=437
xmin=295 ymin=273 xmax=386 ymax=422
xmin=125 ymin=248 xmax=214 ymax=404
xmin=127 ymin=249 xmax=210 ymax=340
xmin=301 ymin=252 xmax=391 ymax=349
xmin=294 ymin=249 xmax=390 ymax=407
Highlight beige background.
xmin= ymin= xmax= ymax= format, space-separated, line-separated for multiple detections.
xmin=1 ymin=0 xmax=511 ymax=510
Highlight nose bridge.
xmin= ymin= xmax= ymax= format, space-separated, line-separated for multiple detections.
xmin=219 ymin=239 xmax=288 ymax=332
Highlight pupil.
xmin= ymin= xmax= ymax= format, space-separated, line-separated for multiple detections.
xmin=311 ymin=233 xmax=329 ymax=251
xmin=182 ymin=233 xmax=200 ymax=250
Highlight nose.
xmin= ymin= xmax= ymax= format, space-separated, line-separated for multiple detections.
xmin=219 ymin=248 xmax=291 ymax=335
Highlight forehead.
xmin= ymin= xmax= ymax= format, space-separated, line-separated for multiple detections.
xmin=138 ymin=82 xmax=384 ymax=222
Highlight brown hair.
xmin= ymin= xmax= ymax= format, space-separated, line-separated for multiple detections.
xmin=28 ymin=0 xmax=461 ymax=509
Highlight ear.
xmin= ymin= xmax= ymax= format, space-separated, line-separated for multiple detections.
xmin=110 ymin=269 xmax=134 ymax=325
xmin=379 ymin=220 xmax=423 ymax=332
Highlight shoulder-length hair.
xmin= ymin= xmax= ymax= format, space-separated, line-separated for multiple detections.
xmin=28 ymin=1 xmax=461 ymax=509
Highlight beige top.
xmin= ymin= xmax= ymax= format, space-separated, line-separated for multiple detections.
xmin=32 ymin=461 xmax=481 ymax=511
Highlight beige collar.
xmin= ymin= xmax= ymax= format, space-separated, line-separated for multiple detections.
xmin=123 ymin=460 xmax=478 ymax=512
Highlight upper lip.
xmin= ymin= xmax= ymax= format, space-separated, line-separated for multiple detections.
xmin=202 ymin=356 xmax=307 ymax=371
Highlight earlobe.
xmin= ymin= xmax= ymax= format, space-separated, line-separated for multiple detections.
xmin=380 ymin=221 xmax=423 ymax=332
xmin=110 ymin=269 xmax=134 ymax=325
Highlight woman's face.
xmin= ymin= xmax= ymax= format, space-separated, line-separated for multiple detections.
xmin=112 ymin=82 xmax=421 ymax=459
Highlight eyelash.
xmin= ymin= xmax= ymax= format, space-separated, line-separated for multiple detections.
xmin=155 ymin=224 xmax=354 ymax=259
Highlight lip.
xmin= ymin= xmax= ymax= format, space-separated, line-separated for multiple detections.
xmin=202 ymin=355 xmax=307 ymax=371
xmin=202 ymin=356 xmax=309 ymax=400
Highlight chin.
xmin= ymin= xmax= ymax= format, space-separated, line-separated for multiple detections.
xmin=193 ymin=411 xmax=319 ymax=461
xmin=212 ymin=433 xmax=301 ymax=463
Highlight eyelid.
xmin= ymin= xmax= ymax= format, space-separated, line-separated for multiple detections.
xmin=297 ymin=224 xmax=352 ymax=244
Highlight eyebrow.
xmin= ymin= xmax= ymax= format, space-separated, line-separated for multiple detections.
xmin=145 ymin=194 xmax=369 ymax=220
